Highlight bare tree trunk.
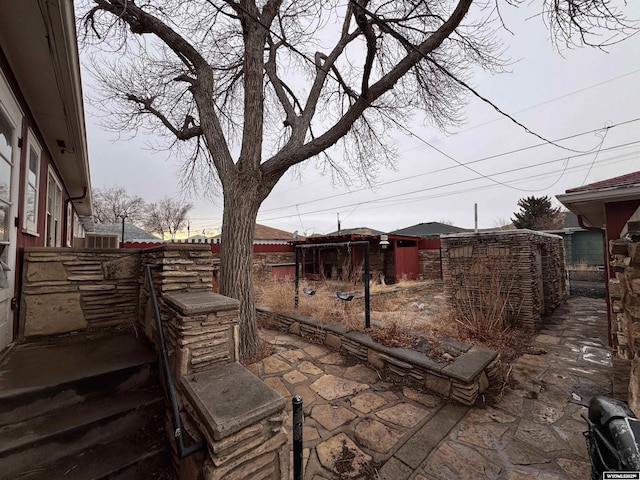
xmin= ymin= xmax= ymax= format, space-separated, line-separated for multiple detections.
xmin=218 ymin=181 xmax=263 ymax=360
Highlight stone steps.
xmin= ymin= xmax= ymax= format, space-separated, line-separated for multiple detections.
xmin=0 ymin=331 xmax=171 ymax=480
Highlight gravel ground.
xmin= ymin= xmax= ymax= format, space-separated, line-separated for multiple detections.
xmin=569 ymin=280 xmax=607 ymax=298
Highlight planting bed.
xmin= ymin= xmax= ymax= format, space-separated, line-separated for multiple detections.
xmin=256 ymin=306 xmax=500 ymax=405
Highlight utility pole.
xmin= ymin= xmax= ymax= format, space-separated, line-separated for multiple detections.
xmin=120 ymin=214 xmax=127 ymax=247
xmin=474 ymin=204 xmax=478 ymax=233
xmin=337 ymin=213 xmax=341 ymax=233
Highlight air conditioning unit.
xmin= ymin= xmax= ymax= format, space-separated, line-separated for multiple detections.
xmin=85 ymin=233 xmax=120 ymax=249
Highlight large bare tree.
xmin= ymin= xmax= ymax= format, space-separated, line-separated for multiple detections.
xmin=79 ymin=0 xmax=635 ymax=359
xmin=92 ymin=185 xmax=146 ymax=224
xmin=144 ymin=197 xmax=193 ymax=240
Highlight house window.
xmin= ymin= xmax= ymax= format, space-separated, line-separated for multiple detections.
xmin=23 ymin=131 xmax=41 ymax=235
xmin=45 ymin=169 xmax=62 ymax=247
xmin=66 ymin=201 xmax=72 ymax=246
xmin=72 ymin=212 xmax=83 ymax=246
xmin=0 ymin=108 xmax=13 ymax=245
xmin=73 ymin=213 xmax=83 ymax=239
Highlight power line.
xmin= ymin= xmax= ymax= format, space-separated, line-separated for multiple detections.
xmin=260 ymin=127 xmax=640 ymax=215
xmin=233 ymin=0 xmax=604 ymax=164
xmin=381 ymin=113 xmax=603 ymax=194
xmin=451 ymin=68 xmax=640 ymax=136
xmin=353 ymin=1 xmax=602 ymax=155
xmin=257 ymin=146 xmax=640 ymax=222
xmin=363 ymin=152 xmax=638 ymax=209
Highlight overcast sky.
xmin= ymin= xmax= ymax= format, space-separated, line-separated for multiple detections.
xmin=81 ymin=2 xmax=640 ymax=237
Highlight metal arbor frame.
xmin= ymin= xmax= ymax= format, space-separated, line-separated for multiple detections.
xmin=294 ymin=241 xmax=371 ymax=329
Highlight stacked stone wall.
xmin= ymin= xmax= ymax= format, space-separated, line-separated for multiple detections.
xmin=609 ymin=220 xmax=640 ymax=414
xmin=257 ymin=307 xmax=500 ymax=405
xmin=139 ymin=244 xmax=213 ymax=349
xmin=20 ymin=248 xmax=142 ymax=337
xmin=136 ymin=246 xmax=288 ymax=480
xmin=441 ymin=231 xmax=566 ymax=331
xmin=141 ymin=244 xmax=213 ymax=294
xmin=419 ymin=248 xmax=442 ymax=280
xmin=253 ymin=252 xmax=296 ymax=272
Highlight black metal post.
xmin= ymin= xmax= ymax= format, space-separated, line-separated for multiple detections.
xmin=120 ymin=215 xmax=126 ymax=248
xmin=294 ymin=241 xmax=371 ymax=328
xmin=294 ymin=246 xmax=300 ymax=308
xmin=292 ymin=395 xmax=303 ymax=480
xmin=363 ymin=242 xmax=370 ymax=329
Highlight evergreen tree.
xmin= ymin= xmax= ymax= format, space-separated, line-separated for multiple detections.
xmin=512 ymin=196 xmax=563 ymax=230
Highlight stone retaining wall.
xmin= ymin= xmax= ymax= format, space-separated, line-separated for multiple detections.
xmin=20 ymin=248 xmax=142 ymax=337
xmin=608 ymin=220 xmax=640 ymax=414
xmin=256 ymin=307 xmax=500 ymax=405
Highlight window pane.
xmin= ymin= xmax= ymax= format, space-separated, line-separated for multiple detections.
xmin=0 ymin=203 xmax=8 ymax=242
xmin=28 ymin=147 xmax=38 ymax=184
xmin=0 ymin=111 xmax=12 ymax=160
xmin=47 ymin=178 xmax=54 ymax=212
xmin=26 ymin=185 xmax=36 ymax=223
xmin=0 ymin=158 xmax=10 ymax=203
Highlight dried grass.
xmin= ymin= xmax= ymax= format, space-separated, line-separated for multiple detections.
xmin=450 ymin=258 xmax=522 ymax=342
xmin=255 ymin=275 xmax=449 ymax=348
xmin=254 ymin=273 xmax=530 ymax=363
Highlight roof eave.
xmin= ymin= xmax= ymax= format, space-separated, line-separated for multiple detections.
xmin=0 ymin=0 xmax=92 ymax=216
xmin=557 ymin=184 xmax=640 ymax=229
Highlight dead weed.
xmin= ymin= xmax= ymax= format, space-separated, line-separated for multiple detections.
xmin=255 ymin=274 xmax=534 ymax=366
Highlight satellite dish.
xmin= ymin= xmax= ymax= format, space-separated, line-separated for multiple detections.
xmin=292 ymin=230 xmax=298 ymax=240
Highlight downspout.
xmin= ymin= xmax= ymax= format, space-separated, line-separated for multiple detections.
xmin=577 ymin=214 xmax=612 ymax=347
xmin=64 ymin=187 xmax=88 ymax=244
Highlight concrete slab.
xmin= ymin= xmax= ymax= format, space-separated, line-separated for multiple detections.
xmin=581 ymin=345 xmax=612 ymax=366
xmin=181 ymin=362 xmax=286 ymax=441
xmin=164 ymin=291 xmax=239 ymax=315
xmin=0 ymin=332 xmax=155 ymax=398
xmin=394 ymin=403 xmax=468 ymax=469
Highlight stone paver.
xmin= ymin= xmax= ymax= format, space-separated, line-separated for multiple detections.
xmin=252 ymin=297 xmax=629 ymax=479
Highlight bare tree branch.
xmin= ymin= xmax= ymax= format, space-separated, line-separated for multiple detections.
xmin=79 ymin=0 xmax=638 ymax=359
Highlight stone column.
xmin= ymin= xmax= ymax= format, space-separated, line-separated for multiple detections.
xmin=609 ymin=221 xmax=640 ymax=414
xmin=181 ymin=363 xmax=289 ymax=480
xmin=163 ymin=291 xmax=240 ymax=378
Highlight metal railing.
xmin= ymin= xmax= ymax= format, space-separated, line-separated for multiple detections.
xmin=145 ymin=264 xmax=206 ymax=458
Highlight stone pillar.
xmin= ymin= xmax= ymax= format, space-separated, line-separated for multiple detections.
xmin=163 ymin=291 xmax=240 ymax=378
xmin=140 ymin=246 xmax=288 ymax=480
xmin=609 ymin=222 xmax=640 ymax=414
xmin=140 ymin=244 xmax=214 ymax=349
xmin=181 ymin=363 xmax=289 ymax=480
